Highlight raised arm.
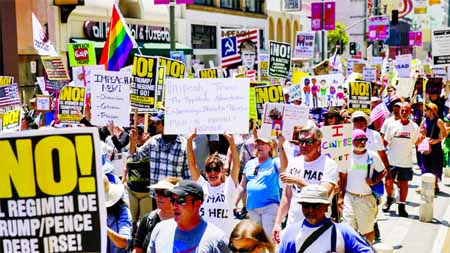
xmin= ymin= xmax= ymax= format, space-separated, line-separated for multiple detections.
xmin=224 ymin=133 xmax=240 ymax=185
xmin=277 ymin=135 xmax=288 ymax=173
xmin=187 ymin=130 xmax=201 ymax=181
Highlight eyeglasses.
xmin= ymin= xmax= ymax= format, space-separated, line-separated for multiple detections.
xmin=205 ymin=166 xmax=221 ymax=173
xmin=228 ymin=242 xmax=258 ymax=253
xmin=301 ymin=202 xmax=322 ymax=210
xmin=354 ymin=137 xmax=368 ymax=143
xmin=298 ymin=138 xmax=317 ymax=146
xmin=253 ymin=165 xmax=260 ymax=176
xmin=150 ymin=189 xmax=172 ymax=198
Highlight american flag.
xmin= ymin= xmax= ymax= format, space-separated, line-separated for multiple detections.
xmin=0 ymin=84 xmax=21 ymax=107
xmin=221 ymin=29 xmax=259 ymax=69
xmin=370 ymin=102 xmax=390 ymax=123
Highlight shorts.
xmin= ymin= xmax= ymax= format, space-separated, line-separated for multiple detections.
xmin=342 ymin=193 xmax=377 ymax=235
xmin=390 ymin=166 xmax=413 ymax=181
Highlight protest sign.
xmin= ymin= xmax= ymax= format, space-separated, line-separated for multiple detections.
xmin=58 ymin=86 xmax=86 ymax=123
xmin=432 ymin=29 xmax=450 ymax=66
xmin=313 ymin=60 xmax=330 ymax=75
xmin=321 ymin=124 xmax=352 ymax=169
xmin=346 ymin=59 xmax=361 ymax=75
xmin=0 ymin=107 xmax=21 ymax=132
xmin=0 ymin=128 xmax=106 ymax=253
xmin=170 ymin=51 xmax=185 ymax=63
xmin=363 ymin=66 xmax=377 ymax=82
xmin=258 ymin=54 xmax=269 ymax=81
xmin=287 ymin=85 xmax=302 ymax=102
xmin=294 ymin=32 xmax=315 ymax=59
xmin=300 ymin=74 xmax=346 ymax=108
xmin=156 ymin=66 xmax=166 ymax=109
xmin=67 ymin=43 xmax=96 ymax=67
xmin=255 ymin=84 xmax=285 ymax=122
xmin=158 ymin=57 xmax=185 ymax=78
xmin=395 ymin=54 xmax=412 ymax=78
xmin=269 ymin=41 xmax=292 ymax=78
xmin=396 ymin=78 xmax=415 ymax=98
xmin=45 ymin=79 xmax=69 ymax=93
xmin=249 ymin=87 xmax=257 ymax=120
xmin=131 ymin=55 xmax=159 ymax=111
xmin=426 ymin=77 xmax=443 ymax=95
xmin=353 ymin=63 xmax=365 ymax=74
xmin=432 ymin=66 xmax=447 ymax=80
xmin=221 ymin=29 xmax=259 ymax=77
xmin=260 ymin=103 xmax=308 ymax=141
xmin=36 ymin=77 xmax=49 ymax=95
xmin=291 ymin=69 xmax=309 ymax=85
xmin=198 ymin=68 xmax=220 ymax=78
xmin=90 ymin=70 xmax=132 ymax=127
xmin=348 ymin=81 xmax=372 ymax=114
xmin=164 ymin=78 xmax=249 ymax=134
xmin=36 ymin=95 xmax=51 ymax=112
xmin=71 ymin=65 xmax=105 ymax=92
xmin=0 ymin=76 xmax=14 ymax=85
xmin=0 ymin=83 xmax=21 ymax=107
xmin=41 ymin=56 xmax=70 ymax=81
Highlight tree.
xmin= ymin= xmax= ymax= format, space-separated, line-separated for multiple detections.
xmin=327 ymin=22 xmax=349 ymax=55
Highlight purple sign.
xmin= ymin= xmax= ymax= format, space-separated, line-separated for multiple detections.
xmin=311 ymin=2 xmax=322 ymax=31
xmin=324 ymin=2 xmax=336 ymax=30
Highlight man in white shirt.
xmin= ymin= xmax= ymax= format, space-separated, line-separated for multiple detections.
xmin=382 ymin=103 xmax=424 ymax=217
xmin=339 ymin=129 xmax=386 ymax=243
xmin=272 ymin=126 xmax=338 ymax=243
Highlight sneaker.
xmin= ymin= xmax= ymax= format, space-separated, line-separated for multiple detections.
xmin=374 ymin=222 xmax=381 ymax=241
xmin=382 ymin=197 xmax=395 ymax=213
xmin=398 ymin=203 xmax=409 ymax=217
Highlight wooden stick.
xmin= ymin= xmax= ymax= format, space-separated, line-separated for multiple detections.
xmin=144 ymin=113 xmax=148 ymax=134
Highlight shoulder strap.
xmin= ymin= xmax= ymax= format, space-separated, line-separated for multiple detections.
xmin=331 ymin=223 xmax=337 ymax=252
xmin=298 ymin=220 xmax=334 ymax=253
xmin=366 ymin=152 xmax=373 ymax=179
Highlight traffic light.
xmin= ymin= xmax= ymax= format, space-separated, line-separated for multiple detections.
xmin=349 ymin=42 xmax=357 ymax=55
xmin=391 ymin=10 xmax=399 ymax=25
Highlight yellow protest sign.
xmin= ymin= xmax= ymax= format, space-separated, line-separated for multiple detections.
xmin=131 ymin=55 xmax=158 ymax=110
xmin=249 ymin=87 xmax=257 ymax=120
xmin=348 ymin=81 xmax=372 ymax=115
xmin=291 ymin=70 xmax=309 ymax=85
xmin=58 ymin=86 xmax=86 ymax=123
xmin=0 ymin=108 xmax=21 ymax=132
xmin=198 ymin=68 xmax=219 ymax=78
xmin=0 ymin=128 xmax=105 ymax=253
xmin=158 ymin=57 xmax=185 ymax=78
xmin=156 ymin=66 xmax=166 ymax=109
xmin=255 ymin=84 xmax=284 ymax=122
xmin=0 ymin=76 xmax=14 ymax=85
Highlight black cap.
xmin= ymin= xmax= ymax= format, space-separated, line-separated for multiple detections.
xmin=170 ymin=180 xmax=204 ymax=200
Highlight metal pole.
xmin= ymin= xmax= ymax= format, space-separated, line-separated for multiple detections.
xmin=169 ymin=0 xmax=176 ymax=51
xmin=321 ymin=0 xmax=325 ymax=61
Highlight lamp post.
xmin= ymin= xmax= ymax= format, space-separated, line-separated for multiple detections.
xmin=169 ymin=0 xmax=176 ymax=51
xmin=321 ymin=0 xmax=325 ymax=61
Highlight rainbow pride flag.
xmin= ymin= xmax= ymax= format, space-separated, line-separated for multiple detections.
xmin=100 ymin=4 xmax=137 ymax=71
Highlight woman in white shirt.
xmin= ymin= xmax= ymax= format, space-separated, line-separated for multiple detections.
xmin=187 ymin=130 xmax=240 ymax=236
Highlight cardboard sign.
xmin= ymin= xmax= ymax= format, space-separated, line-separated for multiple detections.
xmin=164 ymin=78 xmax=249 ymax=134
xmin=269 ymin=41 xmax=292 ymax=78
xmin=321 ymin=124 xmax=352 ymax=169
xmin=67 ymin=43 xmax=96 ymax=67
xmin=300 ymin=74 xmax=346 ymax=108
xmin=255 ymin=84 xmax=285 ymax=122
xmin=259 ymin=54 xmax=270 ymax=81
xmin=158 ymin=57 xmax=185 ymax=78
xmin=0 ymin=107 xmax=22 ymax=132
xmin=0 ymin=76 xmax=14 ymax=85
xmin=58 ymin=86 xmax=86 ymax=123
xmin=41 ymin=56 xmax=70 ymax=81
xmin=156 ymin=66 xmax=166 ymax=109
xmin=221 ymin=29 xmax=259 ymax=76
xmin=395 ymin=54 xmax=412 ymax=78
xmin=363 ymin=66 xmax=377 ymax=82
xmin=260 ymin=103 xmax=308 ymax=141
xmin=432 ymin=29 xmax=450 ymax=66
xmin=294 ymin=32 xmax=315 ymax=59
xmin=131 ymin=55 xmax=159 ymax=111
xmin=90 ymin=70 xmax=132 ymax=127
xmin=36 ymin=95 xmax=51 ymax=112
xmin=0 ymin=128 xmax=106 ymax=253
xmin=198 ymin=68 xmax=220 ymax=78
xmin=313 ymin=60 xmax=330 ymax=76
xmin=396 ymin=78 xmax=415 ymax=98
xmin=348 ymin=81 xmax=372 ymax=114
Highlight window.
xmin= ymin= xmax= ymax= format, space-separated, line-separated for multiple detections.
xmin=245 ymin=0 xmax=264 ymax=13
xmin=191 ymin=25 xmax=217 ymax=49
xmin=221 ymin=0 xmax=240 ymax=10
xmin=194 ymin=0 xmax=214 ymax=6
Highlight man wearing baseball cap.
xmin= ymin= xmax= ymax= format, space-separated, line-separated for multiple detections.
xmin=148 ymin=180 xmax=229 ymax=252
xmin=279 ymin=185 xmax=373 ymax=253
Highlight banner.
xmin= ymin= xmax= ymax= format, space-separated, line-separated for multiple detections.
xmin=260 ymin=103 xmax=309 ymax=141
xmin=0 ymin=128 xmax=106 ymax=253
xmin=90 ymin=70 xmax=132 ymax=127
xmin=131 ymin=55 xmax=159 ymax=111
xmin=258 ymin=54 xmax=269 ymax=81
xmin=158 ymin=57 xmax=185 ymax=78
xmin=300 ymin=74 xmax=346 ymax=108
xmin=254 ymin=84 xmax=285 ymax=122
xmin=394 ymin=54 xmax=412 ymax=78
xmin=368 ymin=16 xmax=389 ymax=41
xmin=311 ymin=2 xmax=323 ymax=31
xmin=58 ymin=86 xmax=86 ymax=123
xmin=432 ymin=29 xmax=450 ymax=66
xmin=269 ymin=41 xmax=292 ymax=78
xmin=321 ymin=124 xmax=352 ymax=169
xmin=348 ymin=81 xmax=372 ymax=114
xmin=0 ymin=107 xmax=22 ymax=132
xmin=0 ymin=82 xmax=20 ymax=108
xmin=155 ymin=66 xmax=166 ymax=109
xmin=363 ymin=66 xmax=377 ymax=82
xmin=0 ymin=76 xmax=14 ymax=85
xmin=294 ymin=32 xmax=315 ymax=59
xmin=164 ymin=78 xmax=249 ymax=134
xmin=198 ymin=68 xmax=220 ymax=78
xmin=220 ymin=29 xmax=259 ymax=76
xmin=67 ymin=43 xmax=96 ymax=67
xmin=41 ymin=56 xmax=70 ymax=81
xmin=32 ymin=13 xmax=57 ymax=56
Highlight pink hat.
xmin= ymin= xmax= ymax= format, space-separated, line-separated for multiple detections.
xmin=352 ymin=129 xmax=367 ymax=142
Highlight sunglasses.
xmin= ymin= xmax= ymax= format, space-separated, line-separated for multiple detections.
xmin=205 ymin=166 xmax=221 ymax=173
xmin=150 ymin=189 xmax=172 ymax=198
xmin=169 ymin=196 xmax=189 ymax=206
xmin=298 ymin=138 xmax=316 ymax=146
xmin=354 ymin=137 xmax=368 ymax=143
xmin=228 ymin=242 xmax=258 ymax=253
xmin=301 ymin=202 xmax=322 ymax=210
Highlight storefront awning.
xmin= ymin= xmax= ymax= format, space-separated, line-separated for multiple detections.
xmin=70 ymin=38 xmax=193 ymax=59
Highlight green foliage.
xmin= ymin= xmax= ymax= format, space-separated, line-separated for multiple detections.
xmin=327 ymin=22 xmax=349 ymax=54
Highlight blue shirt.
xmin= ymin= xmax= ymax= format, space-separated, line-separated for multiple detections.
xmin=107 ymin=204 xmax=132 ymax=253
xmin=244 ymin=158 xmax=281 ymax=210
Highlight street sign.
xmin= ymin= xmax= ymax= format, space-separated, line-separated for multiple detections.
xmin=432 ymin=29 xmax=450 ymax=66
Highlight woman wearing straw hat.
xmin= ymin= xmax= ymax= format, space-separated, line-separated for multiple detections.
xmin=104 ymin=176 xmax=132 ymax=253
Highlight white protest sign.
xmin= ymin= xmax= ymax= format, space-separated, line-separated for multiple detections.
xmin=283 ymin=104 xmax=309 ymax=141
xmin=432 ymin=66 xmax=448 ymax=80
xmin=164 ymin=78 xmax=249 ymax=134
xmin=371 ymin=56 xmax=383 ymax=65
xmin=394 ymin=54 xmax=412 ymax=78
xmin=363 ymin=66 xmax=377 ymax=82
xmin=36 ymin=77 xmax=49 ymax=95
xmin=32 ymin=13 xmax=57 ymax=56
xmin=432 ymin=29 xmax=450 ymax=66
xmin=294 ymin=32 xmax=315 ymax=59
xmin=72 ymin=65 xmax=105 ymax=92
xmin=260 ymin=103 xmax=308 ymax=141
xmin=321 ymin=124 xmax=352 ymax=169
xmin=396 ymin=78 xmax=415 ymax=98
xmin=90 ymin=70 xmax=131 ymax=127
xmin=287 ymin=85 xmax=302 ymax=101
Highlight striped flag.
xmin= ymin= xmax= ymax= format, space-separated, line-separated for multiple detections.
xmin=0 ymin=84 xmax=21 ymax=107
xmin=221 ymin=29 xmax=258 ymax=69
xmin=370 ymin=102 xmax=390 ymax=122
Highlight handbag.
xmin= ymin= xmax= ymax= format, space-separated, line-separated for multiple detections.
xmin=367 ymin=153 xmax=384 ymax=199
xmin=421 ymin=119 xmax=436 ymax=155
